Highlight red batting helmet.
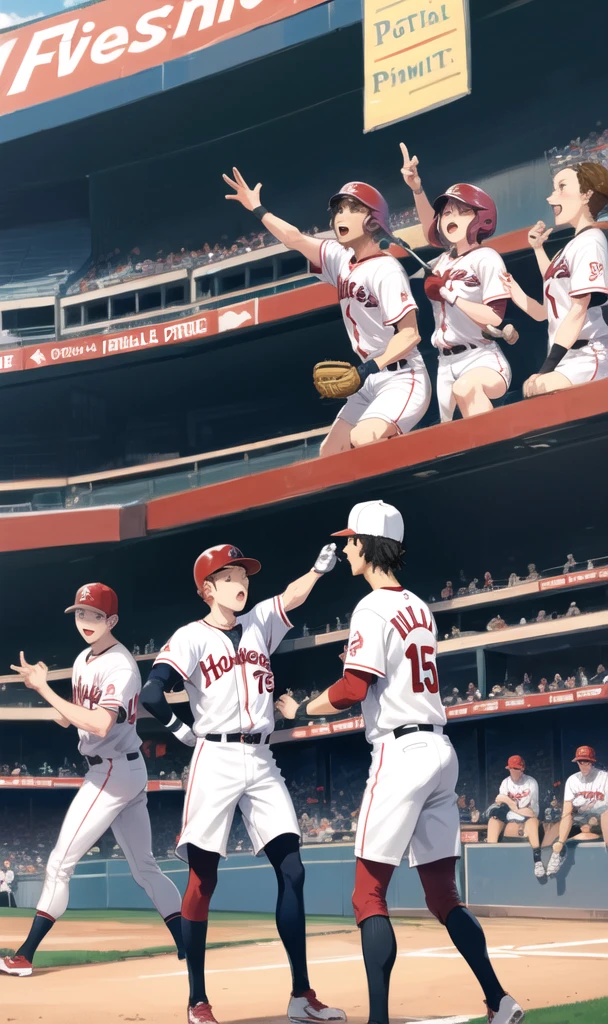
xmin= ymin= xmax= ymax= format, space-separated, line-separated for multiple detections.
xmin=573 ymin=745 xmax=596 ymax=763
xmin=428 ymin=183 xmax=497 ymax=248
xmin=193 ymin=545 xmax=261 ymax=591
xmin=328 ymin=182 xmax=391 ymax=238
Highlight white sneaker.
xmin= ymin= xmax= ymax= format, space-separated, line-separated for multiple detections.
xmin=0 ymin=955 xmax=33 ymax=976
xmin=287 ymin=990 xmax=347 ymax=1022
xmin=487 ymin=994 xmax=525 ymax=1023
xmin=547 ymin=848 xmax=566 ymax=876
xmin=533 ymin=859 xmax=546 ymax=878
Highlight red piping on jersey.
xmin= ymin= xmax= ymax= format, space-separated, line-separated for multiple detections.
xmin=360 ymin=743 xmax=385 ymax=857
xmin=154 ymin=655 xmax=189 ymax=681
xmin=590 ymin=352 xmax=599 ymax=381
xmin=383 ymin=301 xmax=416 ymax=327
xmin=345 ymin=302 xmax=366 ymax=358
xmin=178 ymin=741 xmax=205 ymax=844
xmin=239 ymin=661 xmax=254 ymax=731
xmin=349 ymin=252 xmax=391 ymax=268
xmin=382 ymin=586 xmax=404 ymax=591
xmin=63 ymin=759 xmax=114 ymax=863
xmin=274 ymin=595 xmax=292 ymax=628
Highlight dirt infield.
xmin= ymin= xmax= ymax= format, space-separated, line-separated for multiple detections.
xmin=1 ymin=912 xmax=608 ymax=1023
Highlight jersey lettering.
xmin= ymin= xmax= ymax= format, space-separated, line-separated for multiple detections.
xmin=254 ymin=668 xmax=275 ymax=695
xmin=73 ymin=677 xmax=103 ymax=709
xmin=200 ymin=648 xmax=270 ymax=688
xmin=127 ymin=694 xmax=139 ymax=725
xmin=390 ymin=605 xmax=433 ymax=640
xmin=405 ymin=643 xmax=439 ymax=694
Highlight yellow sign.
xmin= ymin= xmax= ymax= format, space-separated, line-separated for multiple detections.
xmin=363 ymin=0 xmax=471 ymax=133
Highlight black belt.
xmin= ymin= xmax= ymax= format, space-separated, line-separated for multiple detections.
xmin=393 ymin=724 xmax=442 ymax=739
xmin=440 ymin=344 xmax=472 ymax=357
xmin=386 ymin=359 xmax=409 ymax=371
xmin=86 ymin=752 xmax=139 ymax=766
xmin=205 ymin=733 xmax=270 ymax=745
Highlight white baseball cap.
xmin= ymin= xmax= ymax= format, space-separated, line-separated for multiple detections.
xmin=332 ymin=500 xmax=404 ymax=542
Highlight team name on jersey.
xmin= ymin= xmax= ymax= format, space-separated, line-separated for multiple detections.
xmin=337 ymin=276 xmax=379 ymax=308
xmin=507 ymin=788 xmax=530 ymax=801
xmin=73 ymin=677 xmax=102 ymax=708
xmin=390 ymin=604 xmax=434 ymax=640
xmin=446 ymin=268 xmax=481 ymax=288
xmin=577 ymin=789 xmax=606 ymax=802
xmin=544 ymin=256 xmax=570 ymax=281
xmin=200 ymin=648 xmax=274 ymax=692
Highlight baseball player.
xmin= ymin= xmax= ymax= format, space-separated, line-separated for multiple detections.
xmin=399 ymin=144 xmax=517 ymax=422
xmin=501 ymin=162 xmax=608 ymax=396
xmin=0 ymin=861 xmax=16 ymax=908
xmin=140 ymin=543 xmax=346 ymax=1024
xmin=486 ymin=756 xmax=544 ymax=878
xmin=0 ymin=583 xmax=185 ymax=977
xmin=223 ymin=167 xmax=431 ymax=454
xmin=276 ymin=501 xmax=523 ymax=1024
xmin=547 ymin=745 xmax=608 ymax=876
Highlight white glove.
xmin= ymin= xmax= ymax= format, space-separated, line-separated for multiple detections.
xmin=313 ymin=543 xmax=338 ymax=574
xmin=168 ymin=714 xmax=197 ymax=747
xmin=439 ymin=285 xmax=458 ymax=305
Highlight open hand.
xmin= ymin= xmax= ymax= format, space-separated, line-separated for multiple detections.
xmin=523 ymin=374 xmax=541 ymax=398
xmin=399 ymin=143 xmax=422 ymax=192
xmin=275 ymin=694 xmax=299 ymax=720
xmin=10 ymin=651 xmax=48 ymax=693
xmin=223 ymin=167 xmax=262 ymax=211
xmin=528 ymin=220 xmax=552 ymax=250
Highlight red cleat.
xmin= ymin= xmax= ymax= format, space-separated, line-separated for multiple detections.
xmin=188 ymin=1002 xmax=219 ymax=1024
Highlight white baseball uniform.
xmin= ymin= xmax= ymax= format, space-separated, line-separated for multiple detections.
xmin=564 ymin=767 xmax=608 ymax=815
xmin=543 ymin=227 xmax=608 ymax=385
xmin=37 ymin=642 xmax=181 ymax=920
xmin=154 ymin=597 xmax=300 ymax=861
xmin=312 ymin=239 xmax=431 ymax=434
xmin=428 ymin=247 xmax=512 ymax=422
xmin=498 ymin=773 xmax=539 ymax=823
xmin=343 ymin=586 xmax=460 ymax=868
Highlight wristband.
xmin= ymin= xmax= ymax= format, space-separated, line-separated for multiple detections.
xmin=168 ymin=713 xmax=195 ymax=743
xmin=413 ymin=186 xmax=424 ymax=195
xmin=252 ymin=205 xmax=268 ymax=220
xmin=538 ymin=342 xmax=568 ymax=374
xmin=357 ymin=359 xmax=380 ymax=384
xmin=294 ymin=700 xmax=312 ymax=721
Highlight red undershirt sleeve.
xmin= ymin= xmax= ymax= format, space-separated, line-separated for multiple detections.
xmin=487 ymin=299 xmax=507 ymax=320
xmin=328 ymin=668 xmax=374 ymax=710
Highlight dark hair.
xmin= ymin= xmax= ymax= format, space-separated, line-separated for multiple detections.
xmin=353 ymin=534 xmax=405 ymax=573
xmin=328 ymin=194 xmax=370 ymax=231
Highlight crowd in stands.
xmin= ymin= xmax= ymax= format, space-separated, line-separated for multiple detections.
xmin=441 ymin=663 xmax=607 ymax=708
xmin=546 ymin=128 xmax=608 ymax=177
xmin=431 ymin=553 xmax=603 ymax=603
xmin=65 ymin=206 xmax=421 ymax=296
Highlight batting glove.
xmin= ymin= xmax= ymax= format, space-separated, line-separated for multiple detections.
xmin=439 ymin=284 xmax=458 ymax=305
xmin=313 ymin=543 xmax=338 ymax=574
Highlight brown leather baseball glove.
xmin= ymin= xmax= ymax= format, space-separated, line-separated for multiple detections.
xmin=313 ymin=361 xmax=361 ymax=399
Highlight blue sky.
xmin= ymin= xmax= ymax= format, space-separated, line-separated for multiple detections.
xmin=0 ymin=1 xmax=92 ymax=30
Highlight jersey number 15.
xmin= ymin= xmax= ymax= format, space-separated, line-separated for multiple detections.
xmin=405 ymin=643 xmax=439 ymax=694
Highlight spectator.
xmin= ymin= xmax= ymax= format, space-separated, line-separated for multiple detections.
xmin=577 ymin=666 xmax=589 ymax=687
xmin=536 ymin=609 xmax=547 ymax=622
xmin=441 ymin=581 xmax=453 ymax=600
xmin=487 ymin=755 xmax=544 ymax=877
xmin=483 ymin=572 xmax=494 ymax=590
xmin=566 ymin=601 xmax=581 ymax=617
xmin=508 ymin=573 xmax=520 ymax=587
xmin=486 ymin=614 xmax=507 ymax=631
xmin=563 ymin=554 xmax=576 ymax=574
xmin=526 ymin=563 xmax=540 ymax=581
xmin=537 ymin=678 xmax=548 ymax=694
xmin=467 ymin=682 xmax=481 ymax=700
xmin=590 ymin=663 xmax=606 ymax=684
xmin=469 ymin=798 xmax=480 ymax=824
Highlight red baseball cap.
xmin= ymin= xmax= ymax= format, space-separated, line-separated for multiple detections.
xmin=64 ymin=583 xmax=118 ymax=617
xmin=506 ymin=755 xmax=526 ymax=771
xmin=573 ymin=745 xmax=596 ymax=763
xmin=194 ymin=545 xmax=261 ymax=589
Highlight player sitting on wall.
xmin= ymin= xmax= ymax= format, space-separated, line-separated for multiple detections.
xmin=277 ymin=500 xmax=524 ymax=1024
xmin=223 ymin=167 xmax=431 ymax=454
xmin=501 ymin=163 xmax=608 ymax=396
xmin=140 ymin=543 xmax=346 ymax=1024
xmin=0 ymin=584 xmax=185 ymax=978
xmin=399 ymin=143 xmax=517 ymax=421
xmin=486 ymin=756 xmax=544 ymax=878
xmin=546 ymin=745 xmax=608 ymax=877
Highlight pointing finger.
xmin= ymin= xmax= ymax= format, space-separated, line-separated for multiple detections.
xmin=400 ymin=142 xmax=410 ymax=161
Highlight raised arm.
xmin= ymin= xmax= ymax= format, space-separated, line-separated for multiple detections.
xmin=399 ymin=143 xmax=436 ymax=241
xmin=281 ymin=544 xmax=338 ymax=612
xmin=501 ymin=271 xmax=547 ymax=322
xmin=528 ymin=220 xmax=553 ymax=277
xmin=11 ymin=652 xmax=115 ymax=738
xmin=223 ymin=167 xmax=322 ymax=265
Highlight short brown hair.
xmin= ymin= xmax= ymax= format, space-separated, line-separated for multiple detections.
xmin=574 ymin=162 xmax=608 ymax=219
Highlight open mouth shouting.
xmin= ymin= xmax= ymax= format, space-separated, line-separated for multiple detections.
xmin=446 ymin=221 xmax=458 ymax=234
xmin=551 ymin=204 xmax=562 ymax=218
xmin=236 ymin=590 xmax=246 ymax=601
xmin=83 ymin=628 xmax=95 ymax=637
xmin=337 ymin=225 xmax=349 ymax=237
